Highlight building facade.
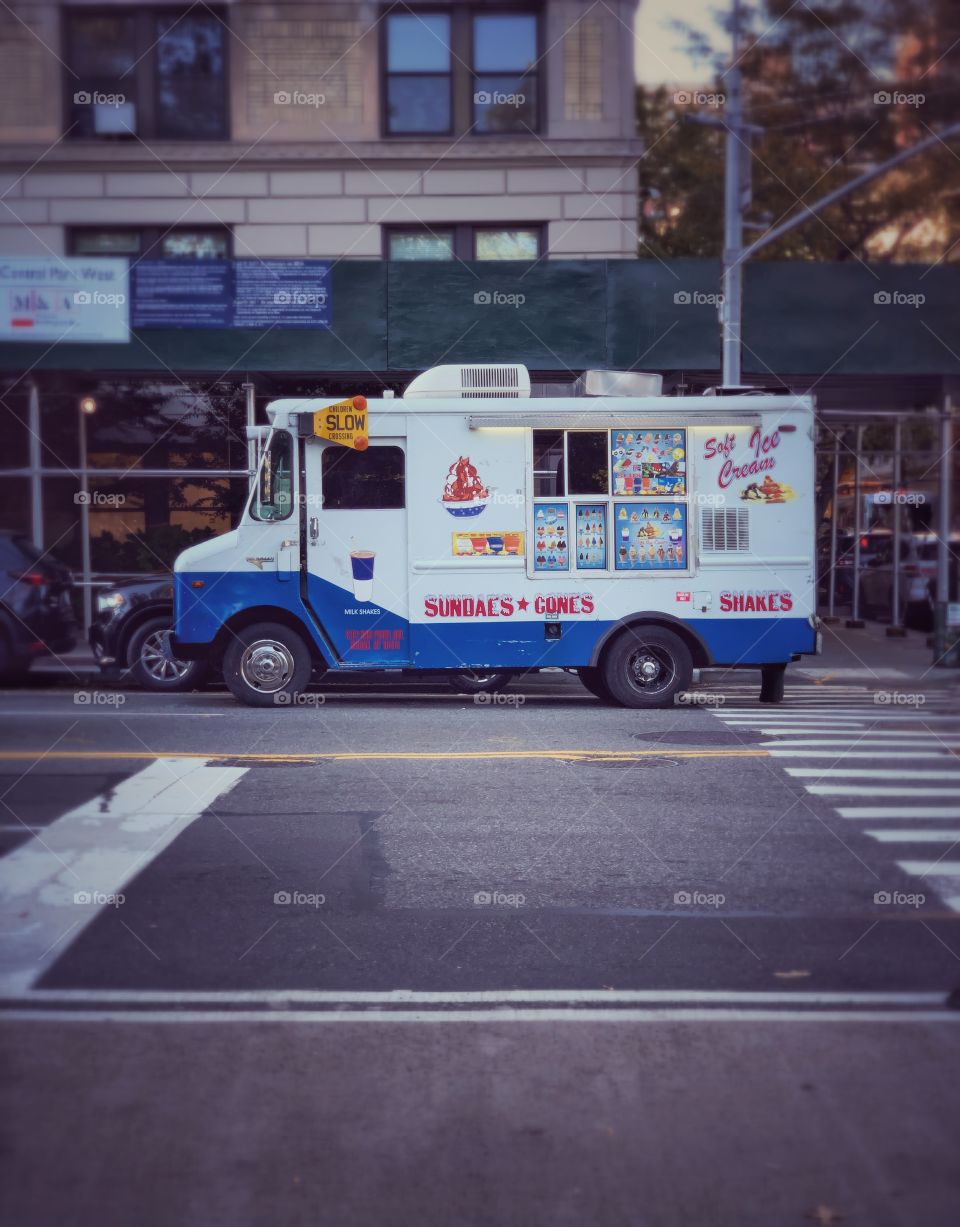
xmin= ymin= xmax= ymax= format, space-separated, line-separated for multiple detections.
xmin=0 ymin=0 xmax=642 ymax=262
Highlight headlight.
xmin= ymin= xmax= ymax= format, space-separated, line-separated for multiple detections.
xmin=96 ymin=591 xmax=127 ymax=613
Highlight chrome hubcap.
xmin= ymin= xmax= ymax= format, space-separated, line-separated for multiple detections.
xmin=628 ymin=648 xmax=674 ymax=693
xmin=240 ymin=639 xmax=295 ymax=693
xmin=141 ymin=630 xmax=190 ymax=682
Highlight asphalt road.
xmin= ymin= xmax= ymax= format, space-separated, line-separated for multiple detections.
xmin=2 ymin=669 xmax=960 ymax=1225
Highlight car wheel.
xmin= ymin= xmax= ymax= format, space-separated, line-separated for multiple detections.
xmin=222 ymin=622 xmax=313 ymax=708
xmin=127 ymin=617 xmax=209 ymax=692
xmin=448 ymin=669 xmax=513 ymax=695
xmin=600 ymin=625 xmax=693 ymax=709
xmin=576 ymin=666 xmax=614 ymax=703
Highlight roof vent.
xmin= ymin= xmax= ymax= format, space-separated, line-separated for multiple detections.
xmin=575 ymin=370 xmax=663 ymax=397
xmin=403 ymin=364 xmax=531 ymax=400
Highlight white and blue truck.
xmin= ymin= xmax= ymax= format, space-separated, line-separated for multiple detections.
xmin=171 ymin=364 xmax=821 ymax=707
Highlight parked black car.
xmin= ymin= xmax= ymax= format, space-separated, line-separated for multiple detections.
xmin=90 ymin=575 xmax=209 ymax=692
xmin=0 ymin=530 xmax=77 ymax=680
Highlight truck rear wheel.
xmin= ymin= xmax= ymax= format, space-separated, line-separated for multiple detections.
xmin=600 ymin=625 xmax=692 ymax=709
xmin=223 ymin=622 xmax=313 ymax=708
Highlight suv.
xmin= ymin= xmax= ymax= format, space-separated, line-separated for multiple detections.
xmin=859 ymin=532 xmax=960 ymax=629
xmin=90 ymin=576 xmax=209 ymax=692
xmin=0 ymin=531 xmax=77 ymax=680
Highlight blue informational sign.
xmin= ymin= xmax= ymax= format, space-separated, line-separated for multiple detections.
xmin=234 ymin=260 xmax=331 ymax=329
xmin=131 ymin=261 xmax=232 ymax=329
xmin=131 ymin=260 xmax=332 ymax=330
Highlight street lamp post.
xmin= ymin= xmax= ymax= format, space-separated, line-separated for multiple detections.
xmin=78 ymin=396 xmax=96 ymax=635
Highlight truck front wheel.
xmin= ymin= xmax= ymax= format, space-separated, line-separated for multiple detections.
xmin=223 ymin=622 xmax=313 ymax=708
xmin=601 ymin=625 xmax=693 ymax=709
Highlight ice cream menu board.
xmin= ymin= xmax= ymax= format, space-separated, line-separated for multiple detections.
xmin=534 ymin=503 xmax=569 ymax=571
xmin=614 ymin=501 xmax=687 ymax=570
xmin=575 ymin=504 xmax=606 ymax=570
xmin=611 ymin=429 xmax=686 ymax=497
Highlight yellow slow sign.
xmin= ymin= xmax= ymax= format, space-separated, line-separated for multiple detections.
xmin=312 ymin=395 xmax=368 ymax=450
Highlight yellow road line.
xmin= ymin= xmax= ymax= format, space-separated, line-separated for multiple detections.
xmin=0 ymin=748 xmax=769 ymax=763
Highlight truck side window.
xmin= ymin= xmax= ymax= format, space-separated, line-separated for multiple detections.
xmin=251 ymin=430 xmax=293 ymax=521
xmin=533 ymin=430 xmax=564 ymax=496
xmin=322 ymin=445 xmax=405 ymax=509
xmin=567 ymin=432 xmax=608 ymax=494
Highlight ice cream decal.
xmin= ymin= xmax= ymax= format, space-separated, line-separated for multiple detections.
xmin=441 ymin=456 xmax=490 ymax=517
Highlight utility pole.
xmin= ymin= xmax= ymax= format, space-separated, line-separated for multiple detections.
xmin=720 ymin=0 xmax=744 ymax=387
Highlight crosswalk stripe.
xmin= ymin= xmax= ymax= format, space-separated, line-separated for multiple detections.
xmin=896 ymin=860 xmax=960 ymax=877
xmin=786 ymin=768 xmax=960 ymax=780
xmin=866 ymin=830 xmax=960 ymax=843
xmin=837 ymin=807 xmax=960 ymax=819
xmin=768 ymin=751 xmax=955 ymax=760
xmin=806 ymin=785 xmax=960 ymax=797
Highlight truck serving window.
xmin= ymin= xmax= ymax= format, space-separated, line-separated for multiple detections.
xmin=322 ymin=445 xmax=405 ymax=510
xmin=251 ymin=430 xmax=293 ymax=521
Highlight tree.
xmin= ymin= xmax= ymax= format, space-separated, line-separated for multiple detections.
xmin=637 ymin=0 xmax=960 ymax=263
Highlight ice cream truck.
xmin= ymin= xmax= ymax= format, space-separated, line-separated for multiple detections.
xmin=171 ymin=364 xmax=821 ymax=708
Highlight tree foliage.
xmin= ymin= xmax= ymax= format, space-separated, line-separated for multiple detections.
xmin=637 ymin=0 xmax=960 ymax=263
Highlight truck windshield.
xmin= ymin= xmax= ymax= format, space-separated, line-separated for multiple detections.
xmin=252 ymin=430 xmax=293 ymax=521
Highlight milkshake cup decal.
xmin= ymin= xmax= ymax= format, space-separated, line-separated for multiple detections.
xmin=350 ymin=549 xmax=375 ymax=601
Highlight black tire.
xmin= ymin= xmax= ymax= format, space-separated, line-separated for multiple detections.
xmin=600 ymin=625 xmax=693 ymax=710
xmin=576 ymin=666 xmax=614 ymax=703
xmin=222 ymin=621 xmax=313 ymax=708
xmin=448 ymin=669 xmax=513 ymax=695
xmin=127 ymin=616 xmax=209 ymax=692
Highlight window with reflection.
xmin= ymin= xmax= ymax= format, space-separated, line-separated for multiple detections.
xmin=252 ymin=432 xmax=294 ymax=522
xmin=65 ymin=8 xmax=227 ymax=140
xmin=388 ymin=229 xmax=455 ymax=261
xmin=475 ymin=228 xmax=541 ymax=260
xmin=472 ymin=13 xmax=538 ymax=132
xmin=68 ymin=228 xmax=230 ymax=260
xmin=385 ymin=12 xmax=452 ymax=134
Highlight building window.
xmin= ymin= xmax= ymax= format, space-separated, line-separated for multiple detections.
xmin=383 ymin=6 xmax=540 ymax=137
xmin=385 ymin=11 xmax=452 ymax=134
xmin=386 ymin=225 xmax=543 ymax=261
xmin=65 ymin=8 xmax=227 ymax=140
xmin=68 ymin=228 xmax=231 ymax=260
xmin=472 ymin=12 xmax=538 ymax=132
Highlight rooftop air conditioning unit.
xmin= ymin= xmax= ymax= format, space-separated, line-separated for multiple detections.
xmin=403 ymin=364 xmax=531 ymax=400
xmin=575 ymin=370 xmax=663 ymax=397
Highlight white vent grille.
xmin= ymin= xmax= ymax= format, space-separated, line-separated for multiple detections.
xmin=404 ymin=364 xmax=531 ymax=400
xmin=700 ymin=508 xmax=750 ymax=552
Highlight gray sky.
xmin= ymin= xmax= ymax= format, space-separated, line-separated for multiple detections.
xmin=634 ymin=0 xmax=726 ymax=85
